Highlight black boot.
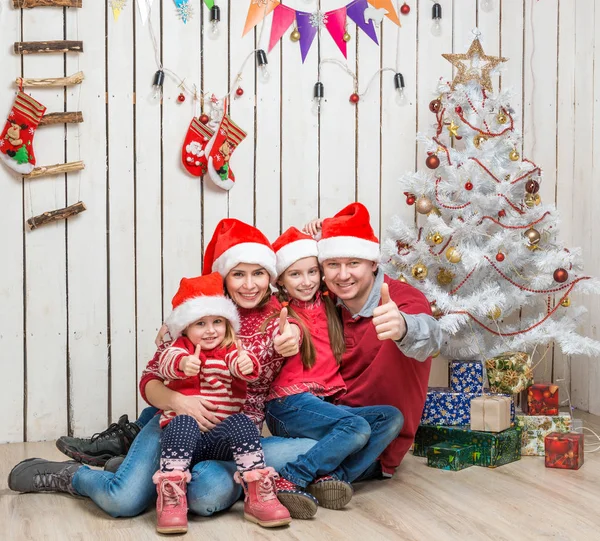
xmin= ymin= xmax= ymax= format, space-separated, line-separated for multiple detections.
xmin=55 ymin=414 xmax=140 ymax=466
xmin=8 ymin=458 xmax=81 ymax=494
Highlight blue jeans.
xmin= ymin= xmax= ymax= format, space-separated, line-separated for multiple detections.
xmin=72 ymin=407 xmax=316 ymax=518
xmin=265 ymin=393 xmax=403 ymax=487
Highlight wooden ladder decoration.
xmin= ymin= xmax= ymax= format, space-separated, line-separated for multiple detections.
xmin=12 ymin=0 xmax=87 ymax=229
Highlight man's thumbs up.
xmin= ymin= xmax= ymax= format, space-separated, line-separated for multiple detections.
xmin=372 ymin=282 xmax=407 ymax=342
xmin=180 ymin=343 xmax=202 ymax=377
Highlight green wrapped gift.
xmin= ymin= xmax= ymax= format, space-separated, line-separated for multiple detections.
xmin=413 ymin=424 xmax=522 ymax=468
xmin=485 ymin=351 xmax=534 ymax=394
xmin=426 ymin=442 xmax=475 ymax=471
xmin=516 ymin=413 xmax=572 ymax=456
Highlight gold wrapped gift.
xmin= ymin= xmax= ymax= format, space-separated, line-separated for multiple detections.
xmin=485 ymin=351 xmax=533 ymax=394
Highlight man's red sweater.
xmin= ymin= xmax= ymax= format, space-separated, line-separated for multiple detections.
xmin=336 ymin=274 xmax=433 ymax=475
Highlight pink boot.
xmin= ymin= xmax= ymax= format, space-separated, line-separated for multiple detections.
xmin=235 ymin=467 xmax=292 ymax=528
xmin=152 ymin=470 xmax=191 ymax=534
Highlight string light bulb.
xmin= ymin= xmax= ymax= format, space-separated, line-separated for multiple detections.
xmin=151 ymin=69 xmax=165 ymax=102
xmin=394 ymin=72 xmax=406 ymax=106
xmin=313 ymin=81 xmax=324 ymax=109
xmin=208 ymin=5 xmax=220 ymax=40
xmin=256 ymin=49 xmax=270 ymax=83
xmin=431 ymin=2 xmax=442 ymax=37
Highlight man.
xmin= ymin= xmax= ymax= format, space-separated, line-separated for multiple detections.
xmin=309 ymin=202 xmax=442 ymax=476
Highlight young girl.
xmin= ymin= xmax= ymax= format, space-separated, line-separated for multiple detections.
xmin=265 ymin=227 xmax=404 ymax=510
xmin=152 ymin=272 xmax=290 ymax=533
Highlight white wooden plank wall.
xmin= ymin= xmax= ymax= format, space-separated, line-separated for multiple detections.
xmin=0 ymin=0 xmax=598 ymax=443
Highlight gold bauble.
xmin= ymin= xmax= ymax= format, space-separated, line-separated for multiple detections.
xmin=509 ymin=149 xmax=520 ymax=161
xmin=416 ymin=196 xmax=434 ymax=215
xmin=445 ymin=246 xmax=462 ymax=263
xmin=524 ymin=193 xmax=536 ymax=208
xmin=290 ymin=28 xmax=301 ymax=42
xmin=487 ymin=306 xmax=502 ymax=320
xmin=430 ymin=302 xmax=443 ymax=319
xmin=473 ymin=134 xmax=487 ymax=148
xmin=411 ymin=262 xmax=429 ymax=281
xmin=561 ymin=296 xmax=571 ymax=307
xmin=524 ymin=228 xmax=541 ymax=245
xmin=342 ymin=32 xmax=351 ymax=42
xmin=431 ymin=351 xmax=441 ymax=358
xmin=533 ymin=193 xmax=541 ymax=206
xmin=432 ymin=233 xmax=443 ymax=245
xmin=437 ymin=267 xmax=455 ymax=285
xmin=496 ymin=111 xmax=508 ymax=124
xmin=398 ymin=274 xmax=408 ymax=283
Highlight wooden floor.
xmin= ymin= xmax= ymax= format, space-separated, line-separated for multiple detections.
xmin=2 ymin=412 xmax=600 ymax=541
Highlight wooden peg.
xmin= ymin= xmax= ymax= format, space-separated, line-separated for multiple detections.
xmin=24 ymin=161 xmax=85 ymax=179
xmin=39 ymin=112 xmax=83 ymax=126
xmin=14 ymin=40 xmax=83 ymax=55
xmin=16 ymin=71 xmax=85 ymax=88
xmin=27 ymin=201 xmax=86 ymax=230
xmin=13 ymin=0 xmax=82 ymax=7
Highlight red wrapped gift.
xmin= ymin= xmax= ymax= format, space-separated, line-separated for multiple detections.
xmin=544 ymin=432 xmax=584 ymax=470
xmin=525 ymin=383 xmax=559 ymax=415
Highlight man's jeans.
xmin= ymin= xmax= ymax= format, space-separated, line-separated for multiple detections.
xmin=72 ymin=408 xmax=316 ymax=517
xmin=265 ymin=393 xmax=403 ymax=487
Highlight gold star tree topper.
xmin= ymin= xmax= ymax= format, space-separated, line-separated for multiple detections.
xmin=442 ymin=38 xmax=508 ymax=92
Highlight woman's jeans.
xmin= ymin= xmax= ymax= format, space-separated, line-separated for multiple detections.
xmin=265 ymin=393 xmax=404 ymax=487
xmin=71 ymin=408 xmax=316 ymax=517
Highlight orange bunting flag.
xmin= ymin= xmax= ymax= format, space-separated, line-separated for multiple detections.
xmin=367 ymin=0 xmax=400 ymax=26
xmin=243 ymin=0 xmax=280 ymax=36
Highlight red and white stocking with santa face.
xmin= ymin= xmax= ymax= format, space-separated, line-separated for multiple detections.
xmin=0 ymin=92 xmax=46 ymax=175
xmin=181 ymin=116 xmax=214 ymax=177
xmin=205 ymin=114 xmax=247 ymax=191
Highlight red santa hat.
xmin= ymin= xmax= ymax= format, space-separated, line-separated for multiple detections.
xmin=273 ymin=227 xmax=319 ymax=277
xmin=202 ymin=218 xmax=277 ymax=280
xmin=165 ymin=272 xmax=240 ymax=339
xmin=317 ymin=202 xmax=380 ymax=263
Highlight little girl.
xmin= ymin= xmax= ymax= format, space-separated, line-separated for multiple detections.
xmin=265 ymin=228 xmax=404 ymax=510
xmin=151 ymin=272 xmax=290 ymax=533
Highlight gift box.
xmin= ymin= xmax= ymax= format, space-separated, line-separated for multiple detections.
xmin=524 ymin=383 xmax=559 ymax=415
xmin=450 ymin=360 xmax=484 ymax=394
xmin=470 ymin=395 xmax=512 ymax=432
xmin=545 ymin=432 xmax=584 ymax=470
xmin=485 ymin=351 xmax=533 ymax=394
xmin=413 ymin=424 xmax=522 ymax=468
xmin=421 ymin=387 xmax=515 ymax=426
xmin=516 ymin=413 xmax=572 ymax=456
xmin=426 ymin=442 xmax=475 ymax=471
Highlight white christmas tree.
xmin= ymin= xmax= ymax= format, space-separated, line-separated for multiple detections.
xmin=382 ymin=36 xmax=600 ymax=360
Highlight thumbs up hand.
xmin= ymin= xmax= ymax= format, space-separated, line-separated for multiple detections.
xmin=234 ymin=340 xmax=254 ymax=375
xmin=372 ymin=282 xmax=407 ymax=342
xmin=273 ymin=306 xmax=301 ymax=357
xmin=180 ymin=344 xmax=202 ymax=377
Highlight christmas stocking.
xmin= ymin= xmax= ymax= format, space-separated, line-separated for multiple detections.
xmin=0 ymin=91 xmax=46 ymax=175
xmin=181 ymin=116 xmax=214 ymax=177
xmin=205 ymin=114 xmax=247 ymax=191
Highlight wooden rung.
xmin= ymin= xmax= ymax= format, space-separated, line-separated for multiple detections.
xmin=14 ymin=40 xmax=83 ymax=55
xmin=16 ymin=71 xmax=85 ymax=88
xmin=24 ymin=161 xmax=85 ymax=179
xmin=27 ymin=201 xmax=86 ymax=230
xmin=39 ymin=112 xmax=83 ymax=126
xmin=13 ymin=0 xmax=82 ymax=7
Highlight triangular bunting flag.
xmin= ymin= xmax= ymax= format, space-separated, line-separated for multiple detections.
xmin=367 ymin=0 xmax=400 ymax=26
xmin=110 ymin=0 xmax=126 ymax=21
xmin=347 ymin=0 xmax=378 ymax=45
xmin=325 ymin=6 xmax=348 ymax=58
xmin=204 ymin=0 xmax=215 ymax=8
xmin=243 ymin=0 xmax=279 ymax=36
xmin=296 ymin=11 xmax=318 ymax=63
xmin=269 ymin=4 xmax=296 ymax=52
xmin=136 ymin=0 xmax=154 ymax=26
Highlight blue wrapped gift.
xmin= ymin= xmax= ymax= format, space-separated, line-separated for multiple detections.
xmin=421 ymin=387 xmax=515 ymax=426
xmin=449 ymin=360 xmax=484 ymax=394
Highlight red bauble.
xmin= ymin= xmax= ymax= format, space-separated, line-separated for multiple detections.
xmin=429 ymin=99 xmax=442 ymax=113
xmin=236 ymin=87 xmax=244 ymax=97
xmin=553 ymin=268 xmax=569 ymax=283
xmin=406 ymin=195 xmax=416 ymax=205
xmin=465 ymin=181 xmax=473 ymax=191
xmin=199 ymin=113 xmax=210 ymax=124
xmin=496 ymin=252 xmax=505 ymax=262
xmin=400 ymin=2 xmax=410 ymax=15
xmin=455 ymin=105 xmax=463 ymax=114
xmin=177 ymin=93 xmax=186 ymax=103
xmin=526 ymin=179 xmax=540 ymax=194
xmin=425 ymin=155 xmax=440 ymax=169
xmin=498 ymin=209 xmax=506 ymax=218
xmin=455 ymin=135 xmax=463 ymax=140
xmin=350 ymin=93 xmax=360 ymax=104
